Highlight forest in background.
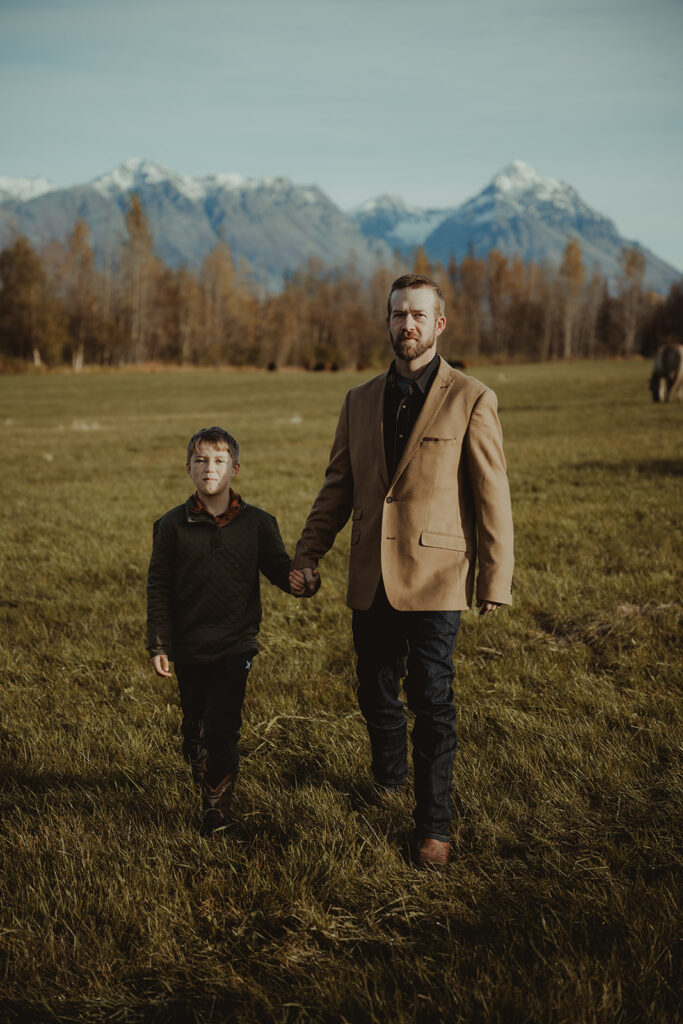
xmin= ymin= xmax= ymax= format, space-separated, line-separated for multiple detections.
xmin=0 ymin=194 xmax=681 ymax=372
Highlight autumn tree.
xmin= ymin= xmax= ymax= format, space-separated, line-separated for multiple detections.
xmin=121 ymin=194 xmax=161 ymax=362
xmin=151 ymin=266 xmax=204 ymax=364
xmin=558 ymin=238 xmax=585 ymax=358
xmin=46 ymin=219 xmax=108 ymax=369
xmin=484 ymin=250 xmax=511 ymax=356
xmin=457 ymin=252 xmax=485 ymax=358
xmin=411 ymin=246 xmax=433 ymax=278
xmin=198 ymin=241 xmax=261 ymax=364
xmin=639 ymin=283 xmax=677 ymax=356
xmin=618 ymin=245 xmax=646 ymax=355
xmin=577 ymin=269 xmax=606 ymax=358
xmin=0 ymin=236 xmax=67 ymax=366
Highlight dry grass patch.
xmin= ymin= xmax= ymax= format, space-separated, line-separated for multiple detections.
xmin=0 ymin=360 xmax=680 ymax=1023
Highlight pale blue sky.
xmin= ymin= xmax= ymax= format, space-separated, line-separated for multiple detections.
xmin=1 ymin=0 xmax=682 ymax=268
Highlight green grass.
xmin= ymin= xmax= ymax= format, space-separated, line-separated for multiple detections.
xmin=0 ymin=360 xmax=681 ymax=1023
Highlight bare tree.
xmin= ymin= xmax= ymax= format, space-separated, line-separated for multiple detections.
xmin=558 ymin=239 xmax=585 ymax=358
xmin=618 ymin=246 xmax=646 ymax=355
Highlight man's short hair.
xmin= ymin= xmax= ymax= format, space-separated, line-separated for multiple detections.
xmin=186 ymin=426 xmax=240 ymax=465
xmin=387 ymin=274 xmax=446 ymax=319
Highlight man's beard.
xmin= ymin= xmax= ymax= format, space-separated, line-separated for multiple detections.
xmin=390 ymin=327 xmax=436 ymax=363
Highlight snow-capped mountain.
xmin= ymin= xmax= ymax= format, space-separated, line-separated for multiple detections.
xmin=351 ymin=160 xmax=680 ymax=293
xmin=89 ymin=157 xmax=310 ymax=204
xmin=0 ymin=159 xmax=679 ymax=293
xmin=0 ymin=175 xmax=56 ymax=203
xmin=350 ymin=194 xmax=454 ymax=250
xmin=0 ymin=159 xmax=391 ymax=289
xmin=427 ymin=160 xmax=627 ymax=267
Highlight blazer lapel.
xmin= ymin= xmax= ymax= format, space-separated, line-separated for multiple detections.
xmin=389 ymin=356 xmax=454 ymax=487
xmin=362 ymin=369 xmax=391 ymax=490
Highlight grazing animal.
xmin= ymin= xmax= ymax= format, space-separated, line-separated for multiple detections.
xmin=650 ymin=343 xmax=683 ymax=402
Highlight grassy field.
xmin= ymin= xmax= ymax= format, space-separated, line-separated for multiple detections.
xmin=0 ymin=360 xmax=681 ymax=1023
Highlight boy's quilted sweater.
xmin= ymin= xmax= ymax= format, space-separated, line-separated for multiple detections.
xmin=146 ymin=495 xmax=292 ymax=663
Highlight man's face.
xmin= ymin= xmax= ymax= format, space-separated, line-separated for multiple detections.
xmin=186 ymin=442 xmax=239 ymax=499
xmin=387 ymin=286 xmax=446 ymax=363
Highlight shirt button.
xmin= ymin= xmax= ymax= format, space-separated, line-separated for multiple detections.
xmin=386 ymin=497 xmax=394 ymax=503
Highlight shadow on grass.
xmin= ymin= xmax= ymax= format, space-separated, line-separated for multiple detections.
xmin=0 ymin=766 xmax=192 ymax=826
xmin=529 ymin=602 xmax=680 ymax=654
xmin=0 ymin=761 xmax=419 ymax=856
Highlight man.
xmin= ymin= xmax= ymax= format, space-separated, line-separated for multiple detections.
xmin=292 ymin=273 xmax=514 ymax=868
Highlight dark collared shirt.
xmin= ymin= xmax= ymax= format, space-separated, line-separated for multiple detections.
xmin=383 ymin=352 xmax=440 ymax=479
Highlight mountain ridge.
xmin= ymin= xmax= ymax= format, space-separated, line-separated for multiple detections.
xmin=0 ymin=158 xmax=679 ymax=294
xmin=351 ymin=160 xmax=680 ymax=294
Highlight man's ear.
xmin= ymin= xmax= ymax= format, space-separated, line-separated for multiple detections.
xmin=186 ymin=463 xmax=192 ymax=477
xmin=436 ymin=315 xmax=447 ymax=337
xmin=232 ymin=462 xmax=240 ymax=477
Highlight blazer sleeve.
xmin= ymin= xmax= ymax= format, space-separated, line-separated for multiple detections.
xmin=293 ymin=391 xmax=355 ymax=569
xmin=465 ymin=388 xmax=514 ymax=605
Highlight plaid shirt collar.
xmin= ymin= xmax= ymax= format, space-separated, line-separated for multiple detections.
xmin=190 ymin=488 xmax=242 ymax=527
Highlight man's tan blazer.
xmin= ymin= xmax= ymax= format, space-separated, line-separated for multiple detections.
xmin=294 ymin=356 xmax=514 ymax=611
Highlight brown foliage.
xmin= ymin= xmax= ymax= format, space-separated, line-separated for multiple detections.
xmin=0 ymin=225 xmax=679 ymax=368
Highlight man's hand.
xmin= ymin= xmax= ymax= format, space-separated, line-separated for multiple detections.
xmin=478 ymin=600 xmax=502 ymax=616
xmin=289 ymin=567 xmax=319 ymax=597
xmin=151 ymin=654 xmax=173 ymax=677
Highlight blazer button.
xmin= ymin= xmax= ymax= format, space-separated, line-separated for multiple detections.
xmin=386 ymin=496 xmax=394 ymax=503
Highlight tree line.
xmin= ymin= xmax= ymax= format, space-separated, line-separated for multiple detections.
xmin=0 ymin=195 xmax=680 ymax=371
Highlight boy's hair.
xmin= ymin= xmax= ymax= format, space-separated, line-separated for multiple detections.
xmin=387 ymin=273 xmax=446 ymax=319
xmin=186 ymin=426 xmax=240 ymax=465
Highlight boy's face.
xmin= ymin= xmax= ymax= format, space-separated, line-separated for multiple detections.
xmin=186 ymin=442 xmax=239 ymax=500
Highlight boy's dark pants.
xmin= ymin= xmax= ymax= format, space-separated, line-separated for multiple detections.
xmin=175 ymin=653 xmax=254 ymax=788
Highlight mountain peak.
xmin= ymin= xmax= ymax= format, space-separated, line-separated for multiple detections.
xmin=488 ymin=160 xmax=576 ymax=204
xmin=91 ymin=158 xmax=210 ymax=202
xmin=352 ymin=194 xmax=415 ymax=216
xmin=0 ymin=174 xmax=56 ymax=203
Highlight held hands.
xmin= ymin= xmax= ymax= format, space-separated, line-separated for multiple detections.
xmin=289 ymin=567 xmax=320 ymax=598
xmin=478 ymin=600 xmax=502 ymax=616
xmin=151 ymin=654 xmax=173 ymax=678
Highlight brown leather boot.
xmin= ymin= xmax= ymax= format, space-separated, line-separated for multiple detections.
xmin=415 ymin=837 xmax=451 ymax=870
xmin=200 ymin=773 xmax=236 ymax=837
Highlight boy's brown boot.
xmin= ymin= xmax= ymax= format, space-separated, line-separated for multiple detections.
xmin=200 ymin=773 xmax=236 ymax=837
xmin=186 ymin=741 xmax=208 ymax=786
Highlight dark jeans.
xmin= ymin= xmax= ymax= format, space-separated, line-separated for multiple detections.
xmin=352 ymin=580 xmax=461 ymax=841
xmin=174 ymin=652 xmax=254 ymax=787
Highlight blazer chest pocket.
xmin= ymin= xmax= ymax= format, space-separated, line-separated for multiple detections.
xmin=420 ymin=436 xmax=457 ymax=445
xmin=420 ymin=531 xmax=471 ymax=553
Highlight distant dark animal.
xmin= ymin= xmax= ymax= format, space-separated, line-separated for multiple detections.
xmin=650 ymin=343 xmax=683 ymax=402
xmin=266 ymin=360 xmax=277 ymax=371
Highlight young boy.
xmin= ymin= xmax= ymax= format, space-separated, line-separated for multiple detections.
xmin=147 ymin=425 xmax=317 ymax=837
